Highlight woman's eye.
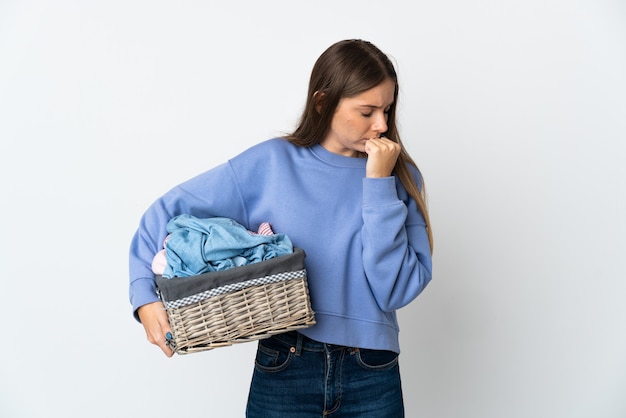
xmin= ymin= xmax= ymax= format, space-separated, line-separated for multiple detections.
xmin=361 ymin=112 xmax=372 ymax=117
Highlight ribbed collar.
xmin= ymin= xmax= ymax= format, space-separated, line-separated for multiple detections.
xmin=309 ymin=144 xmax=367 ymax=168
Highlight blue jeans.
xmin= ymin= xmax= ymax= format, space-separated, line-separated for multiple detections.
xmin=246 ymin=331 xmax=404 ymax=417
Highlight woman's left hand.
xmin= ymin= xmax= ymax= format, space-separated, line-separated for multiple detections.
xmin=364 ymin=136 xmax=401 ymax=178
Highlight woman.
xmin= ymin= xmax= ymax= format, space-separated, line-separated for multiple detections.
xmin=129 ymin=39 xmax=433 ymax=417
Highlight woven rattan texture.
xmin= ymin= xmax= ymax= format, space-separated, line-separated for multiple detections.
xmin=166 ymin=277 xmax=315 ymax=354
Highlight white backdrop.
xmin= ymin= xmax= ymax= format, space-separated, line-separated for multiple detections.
xmin=1 ymin=1 xmax=624 ymax=417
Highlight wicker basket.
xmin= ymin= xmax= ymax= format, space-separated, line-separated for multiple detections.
xmin=155 ymin=247 xmax=315 ymax=354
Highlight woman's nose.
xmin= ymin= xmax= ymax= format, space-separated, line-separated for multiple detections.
xmin=372 ymin=113 xmax=388 ymax=135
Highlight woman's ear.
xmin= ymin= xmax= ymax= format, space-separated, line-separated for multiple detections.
xmin=313 ymin=91 xmax=325 ymax=113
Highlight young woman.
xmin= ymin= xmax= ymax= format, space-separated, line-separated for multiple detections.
xmin=129 ymin=39 xmax=433 ymax=417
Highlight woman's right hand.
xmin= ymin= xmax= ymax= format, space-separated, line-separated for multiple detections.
xmin=364 ymin=136 xmax=401 ymax=178
xmin=137 ymin=301 xmax=174 ymax=357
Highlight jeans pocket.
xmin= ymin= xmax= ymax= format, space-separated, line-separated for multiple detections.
xmin=356 ymin=349 xmax=399 ymax=371
xmin=254 ymin=337 xmax=293 ymax=373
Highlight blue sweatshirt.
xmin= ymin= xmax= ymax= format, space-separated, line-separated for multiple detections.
xmin=129 ymin=138 xmax=432 ymax=353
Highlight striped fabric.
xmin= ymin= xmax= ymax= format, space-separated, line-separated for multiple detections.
xmin=256 ymin=222 xmax=274 ymax=236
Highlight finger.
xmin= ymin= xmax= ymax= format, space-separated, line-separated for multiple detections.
xmin=365 ymin=137 xmax=398 ymax=152
xmin=159 ymin=333 xmax=175 ymax=357
xmin=157 ymin=319 xmax=175 ymax=357
xmin=365 ymin=139 xmax=400 ymax=161
xmin=150 ymin=328 xmax=174 ymax=357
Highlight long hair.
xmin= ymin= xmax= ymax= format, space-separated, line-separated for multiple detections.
xmin=287 ymin=39 xmax=433 ymax=253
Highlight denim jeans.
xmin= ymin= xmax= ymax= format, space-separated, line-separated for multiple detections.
xmin=246 ymin=331 xmax=404 ymax=417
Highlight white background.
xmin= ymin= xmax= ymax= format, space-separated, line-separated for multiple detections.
xmin=1 ymin=1 xmax=625 ymax=417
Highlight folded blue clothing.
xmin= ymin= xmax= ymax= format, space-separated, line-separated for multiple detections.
xmin=162 ymin=214 xmax=293 ymax=278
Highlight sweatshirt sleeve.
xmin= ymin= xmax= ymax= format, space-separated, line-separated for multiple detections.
xmin=128 ymin=162 xmax=247 ymax=321
xmin=360 ymin=170 xmax=433 ymax=312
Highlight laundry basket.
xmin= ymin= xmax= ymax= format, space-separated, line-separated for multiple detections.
xmin=155 ymin=248 xmax=315 ymax=354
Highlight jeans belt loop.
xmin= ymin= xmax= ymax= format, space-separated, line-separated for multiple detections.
xmin=295 ymin=332 xmax=304 ymax=356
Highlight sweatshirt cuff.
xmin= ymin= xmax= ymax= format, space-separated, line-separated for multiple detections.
xmin=362 ymin=177 xmax=399 ymax=206
xmin=130 ymin=277 xmax=160 ymax=322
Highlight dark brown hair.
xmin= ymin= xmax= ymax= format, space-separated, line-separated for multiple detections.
xmin=287 ymin=39 xmax=433 ymax=252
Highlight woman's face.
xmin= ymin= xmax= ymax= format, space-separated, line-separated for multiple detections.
xmin=320 ymin=79 xmax=395 ymax=157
